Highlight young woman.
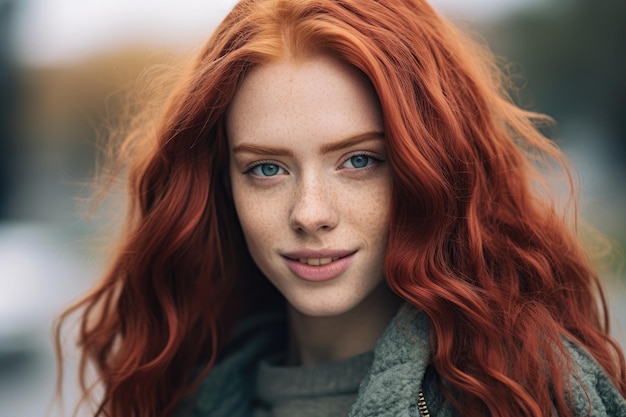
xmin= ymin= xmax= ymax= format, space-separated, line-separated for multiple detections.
xmin=57 ymin=0 xmax=626 ymax=416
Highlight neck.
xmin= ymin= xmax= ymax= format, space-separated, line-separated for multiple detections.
xmin=286 ymin=283 xmax=401 ymax=366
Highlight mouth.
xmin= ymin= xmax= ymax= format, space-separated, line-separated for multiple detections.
xmin=282 ymin=250 xmax=356 ymax=282
xmin=282 ymin=249 xmax=355 ymax=266
xmin=294 ymin=256 xmax=344 ymax=266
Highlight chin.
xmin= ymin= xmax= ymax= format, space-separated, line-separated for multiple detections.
xmin=287 ymin=293 xmax=367 ymax=318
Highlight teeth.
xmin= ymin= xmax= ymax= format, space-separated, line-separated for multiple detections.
xmin=297 ymin=257 xmax=338 ymax=266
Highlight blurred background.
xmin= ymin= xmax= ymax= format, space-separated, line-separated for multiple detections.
xmin=0 ymin=0 xmax=624 ymax=416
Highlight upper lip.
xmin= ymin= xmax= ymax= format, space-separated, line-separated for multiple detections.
xmin=282 ymin=249 xmax=356 ymax=260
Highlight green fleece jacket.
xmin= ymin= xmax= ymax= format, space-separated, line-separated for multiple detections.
xmin=175 ymin=306 xmax=626 ymax=416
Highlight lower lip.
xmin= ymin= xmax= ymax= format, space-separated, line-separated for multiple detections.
xmin=284 ymin=254 xmax=355 ymax=282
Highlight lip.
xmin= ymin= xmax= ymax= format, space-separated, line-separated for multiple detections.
xmin=282 ymin=249 xmax=355 ymax=260
xmin=282 ymin=249 xmax=356 ymax=282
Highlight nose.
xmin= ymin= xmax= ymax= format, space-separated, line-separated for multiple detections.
xmin=289 ymin=175 xmax=338 ymax=234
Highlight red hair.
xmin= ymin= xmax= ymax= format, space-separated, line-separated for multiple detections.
xmin=56 ymin=0 xmax=626 ymax=416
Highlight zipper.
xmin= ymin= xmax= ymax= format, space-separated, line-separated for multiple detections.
xmin=417 ymin=388 xmax=431 ymax=417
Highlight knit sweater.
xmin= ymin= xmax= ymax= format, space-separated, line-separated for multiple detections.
xmin=175 ymin=306 xmax=626 ymax=417
xmin=252 ymin=350 xmax=374 ymax=416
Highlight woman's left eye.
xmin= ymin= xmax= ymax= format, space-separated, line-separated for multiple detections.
xmin=341 ymin=154 xmax=379 ymax=169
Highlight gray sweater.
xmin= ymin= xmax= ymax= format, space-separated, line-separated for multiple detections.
xmin=252 ymin=350 xmax=374 ymax=416
xmin=176 ymin=306 xmax=626 ymax=416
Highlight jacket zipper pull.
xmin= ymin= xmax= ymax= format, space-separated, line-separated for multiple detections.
xmin=417 ymin=388 xmax=431 ymax=417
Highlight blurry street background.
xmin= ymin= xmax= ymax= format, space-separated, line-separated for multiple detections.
xmin=0 ymin=0 xmax=624 ymax=416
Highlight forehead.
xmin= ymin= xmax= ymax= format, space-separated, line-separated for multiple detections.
xmin=226 ymin=54 xmax=383 ymax=149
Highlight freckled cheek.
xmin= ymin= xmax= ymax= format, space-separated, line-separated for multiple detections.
xmin=231 ymin=187 xmax=287 ymax=253
xmin=341 ymin=179 xmax=392 ymax=238
xmin=236 ymin=205 xmax=270 ymax=240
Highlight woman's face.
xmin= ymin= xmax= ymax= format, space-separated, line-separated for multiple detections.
xmin=227 ymin=54 xmax=392 ymax=317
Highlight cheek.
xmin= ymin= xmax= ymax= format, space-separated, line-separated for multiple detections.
xmin=231 ymin=182 xmax=279 ymax=254
xmin=343 ymin=176 xmax=392 ymax=238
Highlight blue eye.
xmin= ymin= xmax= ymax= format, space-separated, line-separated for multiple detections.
xmin=343 ymin=155 xmax=376 ymax=169
xmin=250 ymin=163 xmax=284 ymax=177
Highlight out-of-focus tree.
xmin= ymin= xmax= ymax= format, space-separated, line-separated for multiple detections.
xmin=0 ymin=0 xmax=17 ymax=219
xmin=485 ymin=0 xmax=626 ymax=163
xmin=14 ymin=49 xmax=177 ymax=222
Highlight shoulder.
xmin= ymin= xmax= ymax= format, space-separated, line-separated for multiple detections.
xmin=564 ymin=339 xmax=626 ymax=416
xmin=416 ymin=338 xmax=626 ymax=417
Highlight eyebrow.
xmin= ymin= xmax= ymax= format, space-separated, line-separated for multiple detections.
xmin=232 ymin=131 xmax=384 ymax=157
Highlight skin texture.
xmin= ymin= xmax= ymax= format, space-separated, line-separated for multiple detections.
xmin=227 ymin=54 xmax=400 ymax=365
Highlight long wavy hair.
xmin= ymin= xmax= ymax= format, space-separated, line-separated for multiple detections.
xmin=56 ymin=0 xmax=626 ymax=416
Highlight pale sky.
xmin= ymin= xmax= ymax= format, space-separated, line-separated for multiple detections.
xmin=12 ymin=0 xmax=548 ymax=66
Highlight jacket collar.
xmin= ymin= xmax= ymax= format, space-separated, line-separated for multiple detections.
xmin=349 ymin=305 xmax=431 ymax=416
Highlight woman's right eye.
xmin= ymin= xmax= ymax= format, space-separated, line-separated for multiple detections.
xmin=248 ymin=163 xmax=285 ymax=177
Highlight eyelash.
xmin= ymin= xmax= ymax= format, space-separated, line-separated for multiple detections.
xmin=243 ymin=160 xmax=286 ymax=177
xmin=340 ymin=151 xmax=384 ymax=171
xmin=242 ymin=152 xmax=384 ymax=178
